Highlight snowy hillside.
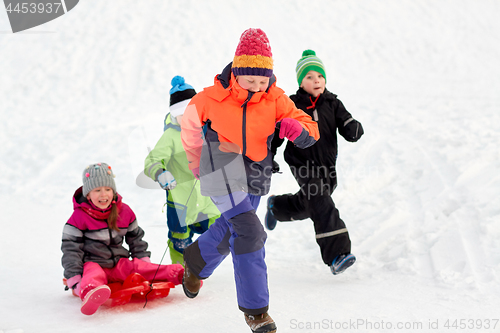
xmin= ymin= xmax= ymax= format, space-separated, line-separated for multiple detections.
xmin=1 ymin=1 xmax=499 ymax=332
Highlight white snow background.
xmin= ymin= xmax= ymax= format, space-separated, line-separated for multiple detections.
xmin=1 ymin=1 xmax=500 ymax=332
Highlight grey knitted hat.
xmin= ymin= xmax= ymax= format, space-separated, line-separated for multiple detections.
xmin=82 ymin=162 xmax=116 ymax=197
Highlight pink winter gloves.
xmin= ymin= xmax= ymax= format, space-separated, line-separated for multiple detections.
xmin=279 ymin=118 xmax=303 ymax=141
xmin=191 ymin=167 xmax=200 ymax=180
xmin=67 ymin=274 xmax=82 ymax=297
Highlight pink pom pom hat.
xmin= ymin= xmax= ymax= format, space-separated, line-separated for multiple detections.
xmin=232 ymin=28 xmax=273 ymax=78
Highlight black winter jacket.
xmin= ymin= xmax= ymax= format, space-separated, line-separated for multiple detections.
xmin=271 ymin=88 xmax=363 ymax=177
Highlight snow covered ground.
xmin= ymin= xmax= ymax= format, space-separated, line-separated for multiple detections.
xmin=1 ymin=1 xmax=499 ymax=332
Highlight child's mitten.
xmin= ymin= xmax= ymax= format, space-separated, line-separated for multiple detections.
xmin=67 ymin=274 xmax=82 ymax=297
xmin=191 ymin=167 xmax=200 ymax=180
xmin=279 ymin=118 xmax=302 ymax=141
xmin=158 ymin=170 xmax=177 ymax=190
xmin=341 ymin=118 xmax=364 ymax=142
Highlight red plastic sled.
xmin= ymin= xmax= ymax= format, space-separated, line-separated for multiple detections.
xmin=63 ymin=273 xmax=175 ymax=307
xmin=105 ymin=273 xmax=175 ymax=306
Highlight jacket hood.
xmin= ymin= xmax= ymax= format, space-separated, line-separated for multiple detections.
xmin=208 ymin=62 xmax=281 ymax=103
xmin=72 ymin=186 xmax=123 ymax=212
xmin=294 ymin=87 xmax=338 ymax=108
xmin=164 ymin=113 xmax=181 ymax=132
xmin=296 ymin=87 xmax=337 ymax=99
xmin=297 ymin=87 xmax=338 ymax=99
xmin=217 ymin=62 xmax=277 ymax=91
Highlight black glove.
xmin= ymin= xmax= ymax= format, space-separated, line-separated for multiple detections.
xmin=271 ymin=160 xmax=281 ymax=174
xmin=342 ymin=118 xmax=364 ymax=142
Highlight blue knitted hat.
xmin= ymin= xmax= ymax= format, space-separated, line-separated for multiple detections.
xmin=169 ymin=76 xmax=196 ymax=118
xmin=169 ymin=76 xmax=195 ymax=99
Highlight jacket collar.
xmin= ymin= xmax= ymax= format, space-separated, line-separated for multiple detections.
xmin=72 ymin=186 xmax=122 ymax=213
xmin=164 ymin=113 xmax=181 ymax=132
xmin=295 ymin=87 xmax=337 ymax=104
xmin=209 ymin=62 xmax=281 ymax=104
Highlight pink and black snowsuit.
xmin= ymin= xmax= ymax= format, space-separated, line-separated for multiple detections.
xmin=61 ymin=187 xmax=183 ymax=299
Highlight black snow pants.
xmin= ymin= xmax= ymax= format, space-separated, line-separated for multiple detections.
xmin=271 ymin=171 xmax=351 ymax=265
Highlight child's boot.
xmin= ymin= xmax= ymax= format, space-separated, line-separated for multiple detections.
xmin=264 ymin=195 xmax=278 ymax=231
xmin=182 ymin=263 xmax=200 ymax=298
xmin=244 ymin=312 xmax=277 ymax=333
xmin=330 ymin=253 xmax=356 ymax=275
xmin=80 ymin=285 xmax=111 ymax=315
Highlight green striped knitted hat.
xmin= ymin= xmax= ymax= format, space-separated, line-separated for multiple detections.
xmin=295 ymin=49 xmax=326 ymax=86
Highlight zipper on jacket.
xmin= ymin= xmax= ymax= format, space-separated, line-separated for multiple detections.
xmin=241 ymin=92 xmax=254 ymax=156
xmin=204 ymin=120 xmax=216 ymax=172
xmin=107 ymin=227 xmax=118 ymax=264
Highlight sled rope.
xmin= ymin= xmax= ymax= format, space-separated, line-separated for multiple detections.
xmin=143 ymin=179 xmax=199 ymax=308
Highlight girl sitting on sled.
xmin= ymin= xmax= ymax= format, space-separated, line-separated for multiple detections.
xmin=61 ymin=162 xmax=184 ymax=315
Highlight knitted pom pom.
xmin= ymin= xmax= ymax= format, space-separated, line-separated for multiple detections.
xmin=234 ymin=28 xmax=272 ymax=57
xmin=302 ymin=49 xmax=316 ymax=57
xmin=82 ymin=162 xmax=116 ymax=197
xmin=232 ymin=28 xmax=273 ymax=77
xmin=171 ymin=75 xmax=185 ymax=88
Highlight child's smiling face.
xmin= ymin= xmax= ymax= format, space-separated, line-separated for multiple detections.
xmin=300 ymin=70 xmax=326 ymax=98
xmin=236 ymin=75 xmax=270 ymax=93
xmin=87 ymin=186 xmax=114 ymax=209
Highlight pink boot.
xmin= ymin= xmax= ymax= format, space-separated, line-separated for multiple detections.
xmin=81 ymin=285 xmax=111 ymax=315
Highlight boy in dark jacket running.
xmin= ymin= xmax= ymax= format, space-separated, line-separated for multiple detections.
xmin=267 ymin=49 xmax=364 ymax=275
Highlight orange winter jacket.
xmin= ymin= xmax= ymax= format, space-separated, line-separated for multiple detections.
xmin=181 ymin=63 xmax=319 ymax=196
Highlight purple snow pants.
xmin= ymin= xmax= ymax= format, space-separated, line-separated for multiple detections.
xmin=184 ymin=191 xmax=269 ymax=315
